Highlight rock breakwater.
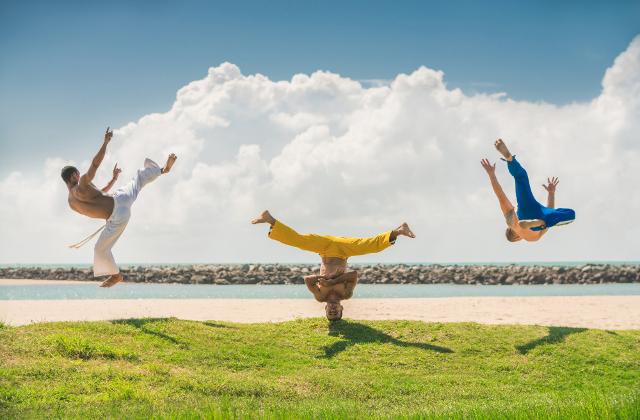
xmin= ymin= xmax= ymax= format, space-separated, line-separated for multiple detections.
xmin=1 ymin=264 xmax=638 ymax=285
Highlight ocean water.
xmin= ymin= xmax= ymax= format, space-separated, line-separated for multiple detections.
xmin=1 ymin=283 xmax=639 ymax=300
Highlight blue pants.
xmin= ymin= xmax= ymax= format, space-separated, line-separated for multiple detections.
xmin=507 ymin=157 xmax=575 ymax=230
xmin=507 ymin=157 xmax=545 ymax=221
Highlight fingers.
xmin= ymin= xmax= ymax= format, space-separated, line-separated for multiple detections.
xmin=480 ymin=158 xmax=494 ymax=167
xmin=543 ymin=177 xmax=559 ymax=190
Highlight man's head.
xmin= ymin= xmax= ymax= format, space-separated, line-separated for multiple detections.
xmin=505 ymin=227 xmax=521 ymax=242
xmin=61 ymin=166 xmax=80 ymax=187
xmin=325 ymin=301 xmax=343 ymax=321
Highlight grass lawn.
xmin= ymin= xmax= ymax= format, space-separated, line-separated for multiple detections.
xmin=0 ymin=318 xmax=639 ymax=419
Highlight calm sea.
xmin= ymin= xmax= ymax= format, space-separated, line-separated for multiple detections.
xmin=1 ymin=283 xmax=639 ymax=300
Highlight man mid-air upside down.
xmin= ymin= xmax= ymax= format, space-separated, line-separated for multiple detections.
xmin=61 ymin=127 xmax=177 ymax=287
xmin=481 ymin=139 xmax=575 ymax=242
xmin=251 ymin=210 xmax=415 ymax=320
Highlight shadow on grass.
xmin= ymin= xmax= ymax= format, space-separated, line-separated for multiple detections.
xmin=322 ymin=320 xmax=453 ymax=358
xmin=111 ymin=318 xmax=189 ymax=348
xmin=516 ymin=326 xmax=587 ymax=354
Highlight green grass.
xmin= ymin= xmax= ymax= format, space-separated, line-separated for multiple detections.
xmin=0 ymin=318 xmax=638 ymax=419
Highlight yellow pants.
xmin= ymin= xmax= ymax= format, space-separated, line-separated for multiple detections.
xmin=269 ymin=220 xmax=393 ymax=259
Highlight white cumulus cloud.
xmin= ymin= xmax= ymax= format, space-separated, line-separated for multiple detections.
xmin=1 ymin=37 xmax=639 ymax=264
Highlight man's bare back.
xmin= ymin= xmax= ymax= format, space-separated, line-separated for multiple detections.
xmin=69 ymin=184 xmax=114 ymax=220
xmin=64 ymin=128 xmax=119 ymax=220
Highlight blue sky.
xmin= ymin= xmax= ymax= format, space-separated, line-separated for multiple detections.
xmin=1 ymin=0 xmax=638 ymax=177
xmin=1 ymin=1 xmax=640 ymax=263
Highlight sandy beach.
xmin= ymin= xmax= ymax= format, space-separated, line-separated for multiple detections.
xmin=1 ymin=293 xmax=639 ymax=329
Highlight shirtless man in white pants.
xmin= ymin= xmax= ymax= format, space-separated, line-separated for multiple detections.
xmin=61 ymin=127 xmax=177 ymax=287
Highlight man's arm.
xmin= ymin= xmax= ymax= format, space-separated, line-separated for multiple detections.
xmin=318 ymin=271 xmax=357 ymax=287
xmin=518 ymin=219 xmax=546 ymax=230
xmin=481 ymin=159 xmax=516 ymax=227
xmin=318 ymin=271 xmax=358 ymax=299
xmin=341 ymin=272 xmax=358 ymax=299
xmin=101 ymin=163 xmax=121 ymax=193
xmin=543 ymin=177 xmax=559 ymax=208
xmin=304 ymin=275 xmax=324 ymax=301
xmin=80 ymin=127 xmax=113 ymax=187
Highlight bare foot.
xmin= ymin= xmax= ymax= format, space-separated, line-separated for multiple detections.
xmin=395 ymin=222 xmax=416 ymax=238
xmin=494 ymin=139 xmax=513 ymax=161
xmin=251 ymin=210 xmax=276 ymax=225
xmin=161 ymin=153 xmax=178 ymax=174
xmin=100 ymin=273 xmax=123 ymax=288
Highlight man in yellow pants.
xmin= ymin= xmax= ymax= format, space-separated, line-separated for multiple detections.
xmin=251 ymin=210 xmax=416 ymax=321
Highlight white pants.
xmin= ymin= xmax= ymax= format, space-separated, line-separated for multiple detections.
xmin=93 ymin=158 xmax=162 ymax=277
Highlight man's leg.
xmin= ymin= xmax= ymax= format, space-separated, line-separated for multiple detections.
xmin=494 ymin=139 xmax=543 ymax=216
xmin=108 ymin=155 xmax=176 ymax=216
xmin=96 ymin=154 xmax=176 ymax=288
xmin=328 ymin=223 xmax=416 ymax=258
xmin=94 ymin=218 xmax=129 ymax=287
xmin=252 ymin=210 xmax=333 ymax=254
xmin=507 ymin=157 xmax=544 ymax=215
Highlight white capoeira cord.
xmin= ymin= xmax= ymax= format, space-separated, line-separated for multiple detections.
xmin=67 ymin=225 xmax=106 ymax=249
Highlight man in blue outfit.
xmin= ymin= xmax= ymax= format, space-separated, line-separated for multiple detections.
xmin=481 ymin=139 xmax=575 ymax=242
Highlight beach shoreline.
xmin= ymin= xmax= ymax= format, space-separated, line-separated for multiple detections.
xmin=2 ymin=295 xmax=639 ymax=329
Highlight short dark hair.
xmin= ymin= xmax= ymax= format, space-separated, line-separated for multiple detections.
xmin=505 ymin=227 xmax=521 ymax=242
xmin=61 ymin=166 xmax=78 ymax=183
xmin=328 ymin=313 xmax=343 ymax=321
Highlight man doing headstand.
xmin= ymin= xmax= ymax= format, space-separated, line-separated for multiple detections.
xmin=252 ymin=210 xmax=415 ymax=320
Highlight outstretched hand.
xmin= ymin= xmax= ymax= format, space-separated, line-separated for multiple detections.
xmin=112 ymin=163 xmax=122 ymax=179
xmin=480 ymin=158 xmax=496 ymax=175
xmin=104 ymin=127 xmax=114 ymax=144
xmin=543 ymin=177 xmax=559 ymax=193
